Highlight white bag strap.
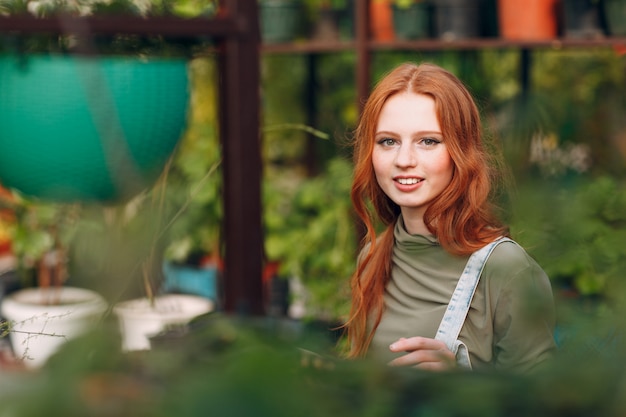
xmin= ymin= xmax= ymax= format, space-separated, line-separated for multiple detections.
xmin=434 ymin=237 xmax=514 ymax=369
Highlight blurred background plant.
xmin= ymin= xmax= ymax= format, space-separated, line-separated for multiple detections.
xmin=2 ymin=309 xmax=626 ymax=417
xmin=0 ymin=0 xmax=218 ymax=17
xmin=0 ymin=0 xmax=218 ymax=55
xmin=0 ymin=189 xmax=79 ymax=289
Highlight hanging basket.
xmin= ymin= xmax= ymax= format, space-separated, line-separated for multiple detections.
xmin=0 ymin=54 xmax=190 ymax=203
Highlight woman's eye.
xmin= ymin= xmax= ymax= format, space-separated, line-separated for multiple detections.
xmin=377 ymin=138 xmax=396 ymax=146
xmin=421 ymin=138 xmax=441 ymax=146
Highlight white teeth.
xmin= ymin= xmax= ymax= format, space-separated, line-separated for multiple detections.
xmin=397 ymin=178 xmax=420 ymax=185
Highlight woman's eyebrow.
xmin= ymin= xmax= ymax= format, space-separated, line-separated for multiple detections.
xmin=414 ymin=130 xmax=443 ymax=136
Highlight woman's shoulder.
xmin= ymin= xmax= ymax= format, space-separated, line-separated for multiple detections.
xmin=482 ymin=239 xmax=549 ymax=287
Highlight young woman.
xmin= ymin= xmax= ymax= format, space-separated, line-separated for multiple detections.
xmin=345 ymin=62 xmax=556 ymax=372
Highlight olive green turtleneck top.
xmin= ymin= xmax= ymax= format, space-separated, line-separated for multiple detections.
xmin=368 ymin=216 xmax=557 ymax=372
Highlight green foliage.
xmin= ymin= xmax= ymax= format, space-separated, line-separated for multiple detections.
xmin=261 ymin=53 xmax=358 ymax=319
xmin=3 ymin=312 xmax=626 ymax=417
xmin=0 ymin=0 xmax=217 ymax=54
xmin=264 ymin=157 xmax=355 ymax=318
xmin=391 ymin=0 xmax=423 ymax=9
xmin=161 ymin=57 xmax=222 ymax=263
xmin=510 ymin=176 xmax=626 ymax=300
xmin=0 ymin=192 xmax=80 ymax=287
xmin=0 ymin=0 xmax=216 ymax=17
xmin=304 ymin=0 xmax=349 ymax=10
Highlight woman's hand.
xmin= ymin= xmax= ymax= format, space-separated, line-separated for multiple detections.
xmin=388 ymin=337 xmax=456 ymax=371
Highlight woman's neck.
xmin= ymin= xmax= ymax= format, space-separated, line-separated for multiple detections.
xmin=400 ymin=209 xmax=431 ymax=236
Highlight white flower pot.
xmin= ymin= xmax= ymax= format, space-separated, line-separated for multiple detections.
xmin=1 ymin=286 xmax=108 ymax=369
xmin=113 ymin=294 xmax=214 ymax=351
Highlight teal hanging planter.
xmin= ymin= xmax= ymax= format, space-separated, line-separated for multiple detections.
xmin=0 ymin=54 xmax=190 ymax=202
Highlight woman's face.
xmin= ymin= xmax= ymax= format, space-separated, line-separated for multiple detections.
xmin=372 ymin=92 xmax=454 ymax=227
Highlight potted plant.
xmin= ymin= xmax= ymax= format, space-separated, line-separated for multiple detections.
xmin=431 ymin=0 xmax=481 ymax=40
xmin=259 ymin=0 xmax=304 ymax=44
xmin=391 ymin=0 xmax=430 ymax=40
xmin=604 ymin=0 xmax=626 ymax=36
xmin=111 ymin=57 xmax=223 ymax=351
xmin=305 ymin=0 xmax=354 ymax=41
xmin=562 ymin=0 xmax=604 ymax=38
xmin=0 ymin=189 xmax=108 ymax=368
xmin=108 ymin=158 xmax=219 ymax=350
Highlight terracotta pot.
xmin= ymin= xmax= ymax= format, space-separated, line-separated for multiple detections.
xmin=498 ymin=0 xmax=559 ymax=40
xmin=370 ymin=0 xmax=395 ymax=41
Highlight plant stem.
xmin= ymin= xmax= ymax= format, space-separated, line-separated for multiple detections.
xmin=263 ymin=123 xmax=330 ymax=140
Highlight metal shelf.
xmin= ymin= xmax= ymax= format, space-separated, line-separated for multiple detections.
xmin=0 ymin=15 xmax=240 ymax=37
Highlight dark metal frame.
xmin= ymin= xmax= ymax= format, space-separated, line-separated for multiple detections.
xmin=0 ymin=0 xmax=265 ymax=315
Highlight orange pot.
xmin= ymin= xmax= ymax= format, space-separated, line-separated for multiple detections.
xmin=370 ymin=0 xmax=394 ymax=41
xmin=498 ymin=0 xmax=558 ymax=40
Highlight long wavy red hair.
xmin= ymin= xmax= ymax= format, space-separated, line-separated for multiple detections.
xmin=344 ymin=62 xmax=508 ymax=358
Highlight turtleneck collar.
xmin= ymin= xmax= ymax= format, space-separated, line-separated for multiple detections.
xmin=394 ymin=215 xmax=440 ymax=252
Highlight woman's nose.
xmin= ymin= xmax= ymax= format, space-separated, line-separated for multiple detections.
xmin=394 ymin=144 xmax=417 ymax=167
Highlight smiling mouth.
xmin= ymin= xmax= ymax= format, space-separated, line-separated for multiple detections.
xmin=396 ymin=178 xmax=422 ymax=185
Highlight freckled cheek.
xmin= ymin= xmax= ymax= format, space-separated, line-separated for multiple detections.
xmin=371 ymin=153 xmax=391 ymax=189
xmin=427 ymin=153 xmax=454 ymax=184
xmin=439 ymin=158 xmax=455 ymax=187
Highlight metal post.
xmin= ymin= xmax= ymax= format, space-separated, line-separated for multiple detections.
xmin=218 ymin=0 xmax=265 ymax=315
xmin=356 ymin=0 xmax=371 ymax=112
